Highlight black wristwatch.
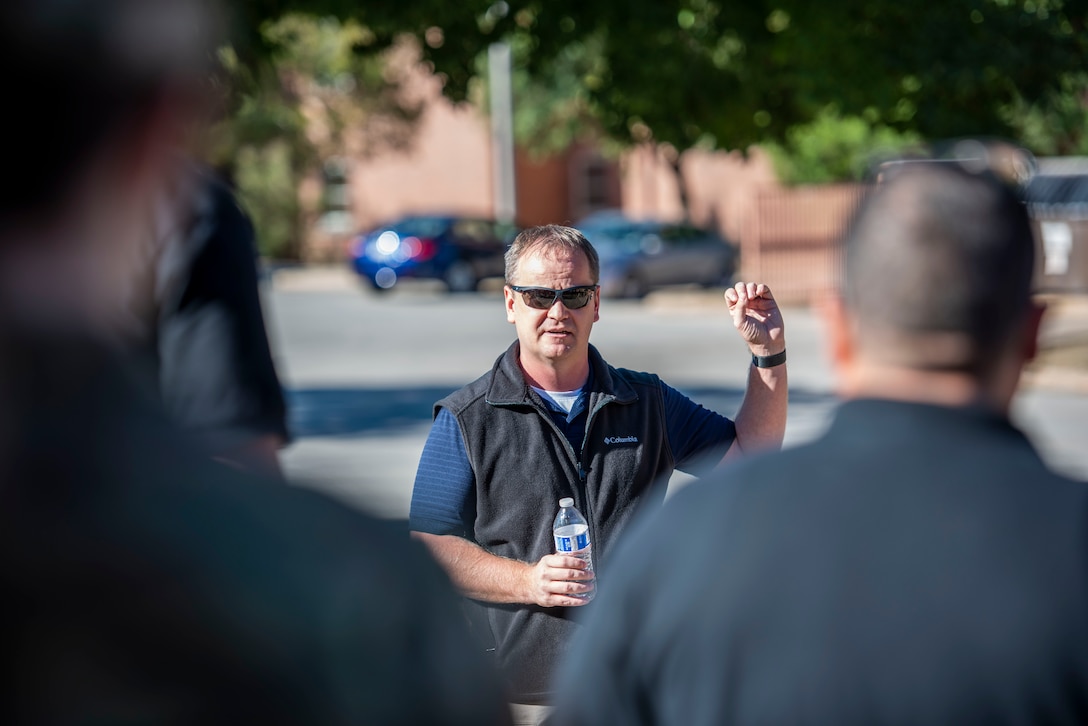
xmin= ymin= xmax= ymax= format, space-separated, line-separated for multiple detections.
xmin=751 ymin=350 xmax=787 ymax=368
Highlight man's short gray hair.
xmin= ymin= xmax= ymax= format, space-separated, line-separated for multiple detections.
xmin=505 ymin=225 xmax=600 ymax=285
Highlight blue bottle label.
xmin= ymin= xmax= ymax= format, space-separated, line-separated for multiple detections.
xmin=555 ymin=531 xmax=590 ymax=552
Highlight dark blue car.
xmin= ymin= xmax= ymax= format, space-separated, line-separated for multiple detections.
xmin=348 ymin=215 xmax=518 ymax=293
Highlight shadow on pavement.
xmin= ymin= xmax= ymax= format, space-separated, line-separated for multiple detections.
xmin=287 ymin=385 xmax=840 ymax=439
xmin=287 ymin=386 xmax=458 ymax=437
xmin=673 ymin=385 xmax=838 ymax=414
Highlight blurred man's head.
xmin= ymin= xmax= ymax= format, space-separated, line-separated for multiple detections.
xmin=2 ymin=0 xmax=217 ymax=225
xmin=827 ymin=162 xmax=1042 ymax=409
xmin=0 ymin=0 xmax=219 ymax=327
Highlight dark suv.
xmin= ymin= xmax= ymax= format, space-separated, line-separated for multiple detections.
xmin=348 ymin=215 xmax=518 ymax=292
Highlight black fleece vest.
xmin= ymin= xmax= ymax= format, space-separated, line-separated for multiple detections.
xmin=437 ymin=342 xmax=677 ymax=702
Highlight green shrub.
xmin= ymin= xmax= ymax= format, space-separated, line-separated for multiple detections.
xmin=766 ymin=108 xmax=920 ymax=185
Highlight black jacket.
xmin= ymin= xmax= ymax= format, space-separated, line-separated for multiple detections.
xmin=554 ymin=399 xmax=1088 ymax=725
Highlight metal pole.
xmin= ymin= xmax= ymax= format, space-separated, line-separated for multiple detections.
xmin=489 ymin=42 xmax=517 ymax=225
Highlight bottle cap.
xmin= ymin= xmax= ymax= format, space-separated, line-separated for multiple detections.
xmin=559 ymin=497 xmax=574 ymax=508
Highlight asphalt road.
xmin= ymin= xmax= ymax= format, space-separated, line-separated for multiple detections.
xmin=267 ymin=268 xmax=1088 ymax=519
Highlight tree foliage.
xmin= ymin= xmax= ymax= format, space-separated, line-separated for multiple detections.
xmin=1005 ymin=73 xmax=1088 ymax=156
xmin=764 ymin=108 xmax=921 ymax=185
xmin=205 ymin=12 xmax=422 ymax=258
xmin=230 ymin=0 xmax=1088 ymax=184
xmin=499 ymin=33 xmax=618 ymax=159
xmin=234 ymin=1 xmax=1086 ymax=148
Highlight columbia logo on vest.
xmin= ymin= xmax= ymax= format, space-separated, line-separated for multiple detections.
xmin=604 ymin=436 xmax=639 ymax=445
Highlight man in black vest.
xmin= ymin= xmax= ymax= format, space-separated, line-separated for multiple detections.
xmin=409 ymin=224 xmax=788 ymax=719
xmin=552 ymin=162 xmax=1088 ymax=725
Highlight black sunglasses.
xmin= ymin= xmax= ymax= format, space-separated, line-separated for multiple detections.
xmin=509 ymin=285 xmax=599 ymax=310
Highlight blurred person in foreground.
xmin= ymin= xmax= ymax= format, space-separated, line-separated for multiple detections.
xmin=409 ymin=224 xmax=788 ymax=722
xmin=141 ymin=160 xmax=289 ymax=477
xmin=0 ymin=1 xmax=509 ymax=723
xmin=551 ymin=162 xmax=1088 ymax=724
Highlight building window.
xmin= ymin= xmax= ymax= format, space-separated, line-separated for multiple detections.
xmin=570 ymin=151 xmax=616 ymax=222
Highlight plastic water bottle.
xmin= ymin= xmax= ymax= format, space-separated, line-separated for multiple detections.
xmin=553 ymin=497 xmax=595 ymax=601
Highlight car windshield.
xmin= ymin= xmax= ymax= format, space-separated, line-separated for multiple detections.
xmin=390 ymin=217 xmax=449 ymax=238
xmin=581 ymin=224 xmax=650 ymax=254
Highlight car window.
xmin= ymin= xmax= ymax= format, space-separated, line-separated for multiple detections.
xmin=451 ymin=219 xmax=492 ymax=240
xmin=583 ymin=224 xmax=645 ymax=254
xmin=393 ymin=217 xmax=448 ymax=238
xmin=452 ymin=219 xmax=508 ymax=251
xmin=658 ymin=225 xmax=706 ymax=247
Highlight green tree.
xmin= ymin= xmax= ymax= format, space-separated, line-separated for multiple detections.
xmin=206 ymin=13 xmax=422 ymax=259
xmin=230 ymin=1 xmax=1088 ymax=196
xmin=1005 ymin=73 xmax=1088 ymax=156
xmin=507 ymin=2 xmax=1081 ymax=144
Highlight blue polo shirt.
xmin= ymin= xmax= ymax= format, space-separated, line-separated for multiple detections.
xmin=409 ymin=374 xmax=736 ymax=538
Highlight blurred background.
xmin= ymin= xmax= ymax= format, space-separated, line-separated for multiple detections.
xmin=209 ymin=0 xmax=1088 ymax=298
xmin=198 ymin=0 xmax=1088 ymax=515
